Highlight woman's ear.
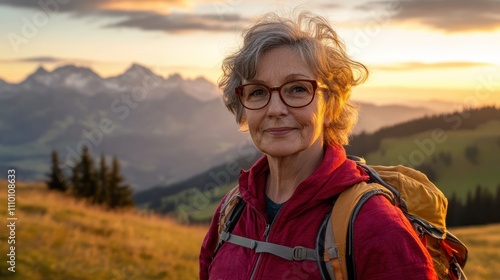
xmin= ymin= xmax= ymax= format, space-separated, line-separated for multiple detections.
xmin=239 ymin=115 xmax=249 ymax=132
xmin=239 ymin=122 xmax=249 ymax=132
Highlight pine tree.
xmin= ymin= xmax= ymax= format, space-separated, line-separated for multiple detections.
xmin=71 ymin=160 xmax=83 ymax=198
xmin=108 ymin=156 xmax=134 ymax=209
xmin=95 ymin=154 xmax=109 ymax=205
xmin=67 ymin=148 xmax=134 ymax=210
xmin=463 ymin=190 xmax=474 ymax=226
xmin=46 ymin=150 xmax=68 ymax=192
xmin=80 ymin=146 xmax=98 ymax=202
xmin=70 ymin=146 xmax=98 ymax=201
xmin=446 ymin=192 xmax=462 ymax=227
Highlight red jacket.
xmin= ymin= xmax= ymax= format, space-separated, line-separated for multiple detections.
xmin=200 ymin=145 xmax=437 ymax=279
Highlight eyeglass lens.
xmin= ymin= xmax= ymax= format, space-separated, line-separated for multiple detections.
xmin=239 ymin=80 xmax=315 ymax=109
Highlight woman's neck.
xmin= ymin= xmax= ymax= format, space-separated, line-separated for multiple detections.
xmin=266 ymin=143 xmax=325 ymax=204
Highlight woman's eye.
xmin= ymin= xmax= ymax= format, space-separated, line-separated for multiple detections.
xmin=249 ymin=89 xmax=266 ymax=97
xmin=286 ymin=85 xmax=309 ymax=95
xmin=291 ymin=86 xmax=307 ymax=93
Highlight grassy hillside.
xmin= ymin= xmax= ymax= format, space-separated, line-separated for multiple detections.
xmin=0 ymin=181 xmax=207 ymax=280
xmin=134 ymin=148 xmax=261 ymax=210
xmin=143 ymin=182 xmax=236 ymax=223
xmin=364 ymin=120 xmax=500 ymax=199
xmin=452 ymin=224 xmax=500 ymax=279
xmin=0 ymin=180 xmax=498 ymax=279
xmin=346 ymin=106 xmax=500 ymax=157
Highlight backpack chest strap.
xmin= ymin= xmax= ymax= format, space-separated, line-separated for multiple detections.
xmin=220 ymin=231 xmax=318 ymax=261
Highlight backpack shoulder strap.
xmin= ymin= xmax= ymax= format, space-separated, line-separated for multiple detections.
xmin=217 ymin=185 xmax=242 ymax=234
xmin=214 ymin=184 xmax=319 ymax=262
xmin=213 ymin=185 xmax=246 ymax=256
xmin=322 ymin=181 xmax=393 ymax=280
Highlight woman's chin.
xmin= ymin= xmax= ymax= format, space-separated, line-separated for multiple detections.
xmin=258 ymin=144 xmax=301 ymax=158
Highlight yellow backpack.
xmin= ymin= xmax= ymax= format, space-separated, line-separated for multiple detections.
xmin=215 ymin=157 xmax=468 ymax=280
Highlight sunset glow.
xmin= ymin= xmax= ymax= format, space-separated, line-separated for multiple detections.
xmin=99 ymin=0 xmax=190 ymax=13
xmin=0 ymin=0 xmax=499 ymax=107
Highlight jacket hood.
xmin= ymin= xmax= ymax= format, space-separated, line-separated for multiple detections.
xmin=238 ymin=144 xmax=369 ymax=219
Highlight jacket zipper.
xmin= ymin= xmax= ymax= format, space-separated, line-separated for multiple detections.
xmin=248 ymin=205 xmax=284 ymax=280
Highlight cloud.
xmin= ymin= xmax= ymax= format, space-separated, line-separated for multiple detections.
xmin=0 ymin=56 xmax=94 ymax=64
xmin=316 ymin=3 xmax=345 ymax=9
xmin=104 ymin=11 xmax=245 ymax=32
xmin=17 ymin=56 xmax=61 ymax=63
xmin=357 ymin=0 xmax=500 ymax=32
xmin=0 ymin=0 xmax=104 ymax=13
xmin=0 ymin=0 xmax=186 ymax=13
xmin=371 ymin=61 xmax=494 ymax=71
xmin=0 ymin=0 xmax=245 ymax=33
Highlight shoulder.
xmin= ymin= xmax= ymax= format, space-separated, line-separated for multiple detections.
xmin=356 ymin=194 xmax=409 ymax=228
xmin=353 ymin=195 xmax=437 ymax=279
xmin=199 ymin=185 xmax=241 ymax=279
xmin=354 ymin=195 xmax=421 ymax=248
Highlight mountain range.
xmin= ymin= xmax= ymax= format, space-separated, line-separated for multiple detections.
xmin=0 ymin=64 xmax=438 ymax=191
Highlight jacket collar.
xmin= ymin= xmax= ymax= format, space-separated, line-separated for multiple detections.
xmin=238 ymin=144 xmax=369 ymax=217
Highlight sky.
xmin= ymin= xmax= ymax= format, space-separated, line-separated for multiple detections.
xmin=0 ymin=0 xmax=499 ymax=107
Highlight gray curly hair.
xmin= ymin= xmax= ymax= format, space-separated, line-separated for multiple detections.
xmin=219 ymin=11 xmax=368 ymax=146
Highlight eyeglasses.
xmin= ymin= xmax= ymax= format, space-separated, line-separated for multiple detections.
xmin=235 ymin=79 xmax=317 ymax=110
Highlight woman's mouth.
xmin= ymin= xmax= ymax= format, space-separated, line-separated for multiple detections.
xmin=264 ymin=127 xmax=295 ymax=135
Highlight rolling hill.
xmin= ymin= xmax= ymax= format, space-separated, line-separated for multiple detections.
xmin=347 ymin=106 xmax=500 ymax=199
xmin=364 ymin=119 xmax=500 ymax=198
xmin=0 ymin=181 xmax=207 ymax=280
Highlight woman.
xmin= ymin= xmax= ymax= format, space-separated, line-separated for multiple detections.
xmin=199 ymin=11 xmax=436 ymax=279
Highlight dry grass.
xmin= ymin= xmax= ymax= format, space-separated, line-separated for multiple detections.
xmin=1 ymin=180 xmax=498 ymax=279
xmin=0 ymin=181 xmax=207 ymax=280
xmin=452 ymin=224 xmax=500 ymax=280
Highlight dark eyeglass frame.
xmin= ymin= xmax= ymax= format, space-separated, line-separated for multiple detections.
xmin=235 ymin=79 xmax=318 ymax=110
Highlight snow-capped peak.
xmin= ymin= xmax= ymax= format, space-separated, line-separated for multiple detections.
xmin=123 ymin=63 xmax=155 ymax=78
xmin=8 ymin=63 xmax=220 ymax=101
xmin=33 ymin=65 xmax=49 ymax=75
xmin=21 ymin=65 xmax=105 ymax=95
xmin=179 ymin=76 xmax=221 ymax=101
xmin=104 ymin=63 xmax=165 ymax=92
xmin=23 ymin=65 xmax=51 ymax=86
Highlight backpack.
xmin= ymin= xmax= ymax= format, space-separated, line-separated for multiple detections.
xmin=214 ymin=157 xmax=468 ymax=280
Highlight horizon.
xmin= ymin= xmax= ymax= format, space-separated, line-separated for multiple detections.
xmin=0 ymin=0 xmax=499 ymax=107
xmin=2 ymin=61 xmax=498 ymax=108
xmin=0 ymin=62 xmax=213 ymax=82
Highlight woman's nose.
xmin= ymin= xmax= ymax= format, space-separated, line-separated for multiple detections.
xmin=266 ymin=90 xmax=288 ymax=116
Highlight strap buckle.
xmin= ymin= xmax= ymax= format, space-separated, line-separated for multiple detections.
xmin=292 ymin=246 xmax=307 ymax=261
xmin=220 ymin=231 xmax=230 ymax=242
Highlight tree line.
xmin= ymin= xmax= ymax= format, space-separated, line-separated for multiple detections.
xmin=346 ymin=106 xmax=500 ymax=157
xmin=46 ymin=146 xmax=134 ymax=209
xmin=447 ymin=184 xmax=500 ymax=227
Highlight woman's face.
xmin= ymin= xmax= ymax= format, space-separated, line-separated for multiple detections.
xmin=243 ymin=47 xmax=327 ymax=158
